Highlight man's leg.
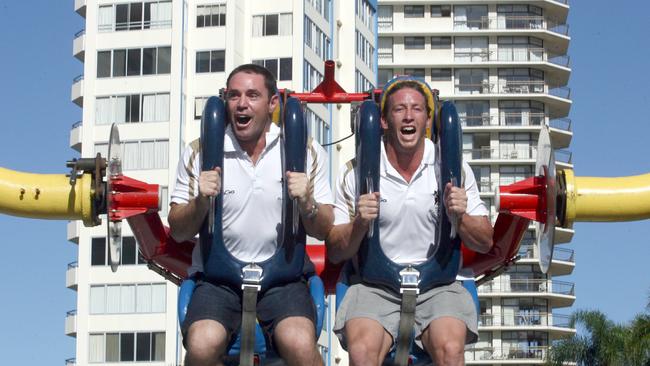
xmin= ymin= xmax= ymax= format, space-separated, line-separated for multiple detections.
xmin=345 ymin=318 xmax=393 ymax=366
xmin=181 ymin=281 xmax=241 ymax=366
xmin=274 ymin=316 xmax=323 ymax=366
xmin=184 ymin=319 xmax=229 ymax=366
xmin=421 ymin=316 xmax=467 ymax=366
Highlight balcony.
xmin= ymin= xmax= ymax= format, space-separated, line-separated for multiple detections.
xmin=65 ymin=309 xmax=77 ymax=337
xmin=478 ymin=312 xmax=573 ymax=331
xmin=454 ymin=48 xmax=570 ymax=69
xmin=454 ymin=16 xmax=569 ymax=36
xmin=478 ymin=278 xmax=576 ymax=307
xmin=66 ymin=220 xmax=80 ymax=244
xmin=463 ymin=145 xmax=537 ymax=162
xmin=71 ymin=75 xmax=84 ymax=107
xmin=72 ymin=29 xmax=85 ymax=61
xmin=66 ymin=261 xmax=78 ymax=290
xmin=466 ymin=345 xmax=549 ymax=362
xmin=74 ymin=0 xmax=86 ymax=17
xmin=69 ymin=121 xmax=82 ymax=152
xmin=549 ymin=117 xmax=573 ymax=148
xmin=555 ymin=149 xmax=573 ymax=169
xmin=65 ymin=358 xmax=76 ymax=366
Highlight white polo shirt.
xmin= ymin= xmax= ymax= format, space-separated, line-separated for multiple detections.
xmin=333 ymin=138 xmax=488 ymax=265
xmin=171 ymin=123 xmax=334 ymax=275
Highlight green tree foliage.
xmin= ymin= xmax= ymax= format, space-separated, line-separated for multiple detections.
xmin=547 ymin=310 xmax=650 ymax=366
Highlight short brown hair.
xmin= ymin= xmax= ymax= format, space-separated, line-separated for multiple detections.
xmin=381 ymin=80 xmax=432 ymax=118
xmin=226 ymin=63 xmax=278 ymax=98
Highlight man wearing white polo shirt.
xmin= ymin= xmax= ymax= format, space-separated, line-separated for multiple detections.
xmin=327 ymin=77 xmax=493 ymax=366
xmin=168 ymin=64 xmax=333 ymax=366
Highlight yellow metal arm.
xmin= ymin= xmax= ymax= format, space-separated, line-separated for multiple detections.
xmin=0 ymin=167 xmax=95 ymax=226
xmin=564 ymin=169 xmax=650 ymax=223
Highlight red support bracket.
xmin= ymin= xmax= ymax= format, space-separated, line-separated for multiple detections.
xmin=108 ymin=174 xmax=160 ymax=222
xmin=498 ymin=176 xmax=548 ymax=223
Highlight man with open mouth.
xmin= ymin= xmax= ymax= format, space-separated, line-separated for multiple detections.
xmin=168 ymin=63 xmax=334 ymax=366
xmin=327 ymin=76 xmax=494 ymax=366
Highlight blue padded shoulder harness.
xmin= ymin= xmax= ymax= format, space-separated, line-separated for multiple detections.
xmin=356 ymin=100 xmax=464 ymax=294
xmin=198 ymin=96 xmax=307 ymax=293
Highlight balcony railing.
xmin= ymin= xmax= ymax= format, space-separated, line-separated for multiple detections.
xmin=478 ymin=313 xmax=571 ymax=328
xmin=555 ymin=149 xmax=573 ymax=164
xmin=66 ymin=309 xmax=77 ymax=317
xmin=478 ymin=278 xmax=575 ymax=295
xmin=460 ymin=112 xmax=546 ymax=127
xmin=454 ymin=81 xmax=571 ymax=99
xmin=553 ymin=247 xmax=575 ymax=262
xmin=73 ymin=74 xmax=84 ymax=83
xmin=378 ymin=19 xmax=393 ymax=30
xmin=465 ymin=345 xmax=549 ymax=361
xmin=463 ymin=145 xmax=537 ymax=160
xmin=71 ymin=121 xmax=82 ymax=129
xmin=68 ymin=261 xmax=78 ymax=269
xmin=454 ymin=16 xmax=569 ymax=36
xmin=549 ymin=117 xmax=572 ymax=132
xmin=65 ymin=358 xmax=76 ymax=366
xmin=454 ymin=48 xmax=570 ymax=67
xmin=378 ymin=51 xmax=393 ymax=61
xmin=74 ymin=28 xmax=85 ymax=39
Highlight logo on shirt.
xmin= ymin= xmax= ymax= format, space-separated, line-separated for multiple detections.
xmin=223 ymin=189 xmax=235 ymax=195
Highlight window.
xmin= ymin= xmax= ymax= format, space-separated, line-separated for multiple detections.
xmin=195 ymin=50 xmax=225 ymax=73
xmin=454 ymin=5 xmax=488 ymax=30
xmin=378 ymin=5 xmax=393 ymax=29
xmin=252 ymin=58 xmax=292 ymax=81
xmin=378 ymin=69 xmax=394 ymax=88
xmin=454 ymin=37 xmax=488 ymax=62
xmin=431 ymin=36 xmax=451 ymax=49
xmin=90 ymin=283 xmax=166 ymax=314
xmin=356 ymin=31 xmax=375 ymax=69
xmin=97 ymin=46 xmax=171 ymax=78
xmin=355 ymin=0 xmax=375 ymax=29
xmin=303 ymin=61 xmax=323 ymax=91
xmin=304 ymin=16 xmax=331 ymax=60
xmin=196 ymin=4 xmax=226 ymax=27
xmin=95 ymin=139 xmax=168 ymax=170
xmin=404 ymin=5 xmax=424 ymax=18
xmin=355 ymin=70 xmax=375 ymax=92
xmin=404 ymin=68 xmax=425 ymax=79
xmin=306 ymin=0 xmax=331 ymax=21
xmin=90 ymin=236 xmax=147 ymax=267
xmin=89 ymin=332 xmax=165 ymax=363
xmin=98 ymin=1 xmax=172 ymax=32
xmin=431 ymin=5 xmax=451 ymax=17
xmin=304 ymin=107 xmax=329 ymax=145
xmin=96 ymin=93 xmax=170 ymax=125
xmin=430 ymin=68 xmax=452 ymax=81
xmin=404 ymin=36 xmax=425 ymax=50
xmin=252 ymin=13 xmax=292 ymax=37
xmin=455 ymin=68 xmax=489 ymax=94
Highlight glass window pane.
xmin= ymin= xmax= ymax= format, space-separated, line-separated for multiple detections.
xmin=127 ymin=49 xmax=141 ymax=76
xmin=120 ymin=333 xmax=135 ymax=361
xmin=265 ymin=14 xmax=279 ymax=35
xmin=121 ymin=285 xmax=135 ymax=313
xmin=404 ymin=5 xmax=424 ymax=18
xmin=115 ymin=4 xmax=128 ymax=31
xmin=89 ymin=334 xmax=105 ymax=362
xmin=265 ymin=59 xmax=278 ymax=79
xmin=157 ymin=47 xmax=171 ymax=74
xmin=122 ymin=237 xmax=137 ymax=265
xmin=142 ymin=48 xmax=156 ymax=75
xmin=137 ymin=284 xmax=152 ymax=313
xmin=136 ymin=333 xmax=152 ymax=361
xmin=90 ymin=286 xmax=105 ymax=314
xmin=97 ymin=51 xmax=111 ymax=78
xmin=152 ymin=332 xmax=166 ymax=361
xmin=105 ymin=333 xmax=119 ymax=362
xmin=129 ymin=3 xmax=142 ymax=30
xmin=151 ymin=284 xmax=166 ymax=312
xmin=279 ymin=58 xmax=292 ymax=81
xmin=130 ymin=94 xmax=140 ymax=122
xmin=91 ymin=238 xmax=106 ymax=265
xmin=106 ymin=285 xmax=120 ymax=313
xmin=113 ymin=50 xmax=126 ymax=77
xmin=196 ymin=51 xmax=209 ymax=73
xmin=210 ymin=50 xmax=225 ymax=72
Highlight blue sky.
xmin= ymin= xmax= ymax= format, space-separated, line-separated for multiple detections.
xmin=0 ymin=0 xmax=648 ymax=364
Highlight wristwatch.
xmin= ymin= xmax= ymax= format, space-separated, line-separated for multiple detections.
xmin=305 ymin=200 xmax=320 ymax=220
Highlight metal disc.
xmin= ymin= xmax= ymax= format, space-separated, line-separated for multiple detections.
xmin=535 ymin=125 xmax=556 ymax=273
xmin=107 ymin=124 xmax=122 ymax=273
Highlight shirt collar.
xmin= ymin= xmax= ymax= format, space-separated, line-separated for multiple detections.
xmin=381 ymin=138 xmax=436 ymax=180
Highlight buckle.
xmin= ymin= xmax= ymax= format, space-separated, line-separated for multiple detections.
xmin=399 ymin=266 xmax=420 ymax=295
xmin=241 ymin=263 xmax=263 ymax=291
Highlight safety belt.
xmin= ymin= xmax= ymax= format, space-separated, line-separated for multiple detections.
xmin=394 ymin=266 xmax=420 ymax=366
xmin=240 ymin=263 xmax=263 ymax=366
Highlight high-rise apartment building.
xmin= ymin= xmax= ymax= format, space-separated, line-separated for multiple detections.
xmin=376 ymin=1 xmax=575 ymax=364
xmin=67 ymin=0 xmax=575 ymax=365
xmin=67 ymin=0 xmax=376 ymax=364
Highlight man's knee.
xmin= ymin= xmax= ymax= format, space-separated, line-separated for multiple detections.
xmin=274 ymin=316 xmax=317 ymax=350
xmin=345 ymin=319 xmax=392 ymax=366
xmin=423 ymin=317 xmax=467 ymax=366
xmin=185 ymin=319 xmax=229 ymax=362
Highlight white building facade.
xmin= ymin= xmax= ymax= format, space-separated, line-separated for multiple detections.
xmin=376 ymin=1 xmax=575 ymax=364
xmin=67 ymin=0 xmax=376 ymax=364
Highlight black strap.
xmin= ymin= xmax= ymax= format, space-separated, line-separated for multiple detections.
xmin=239 ymin=286 xmax=259 ymax=366
xmin=394 ymin=289 xmax=417 ymax=366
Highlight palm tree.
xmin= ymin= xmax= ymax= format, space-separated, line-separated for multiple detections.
xmin=547 ymin=310 xmax=650 ymax=366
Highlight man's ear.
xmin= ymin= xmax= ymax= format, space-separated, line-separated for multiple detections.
xmin=269 ymin=93 xmax=279 ymax=111
xmin=380 ymin=114 xmax=389 ymax=131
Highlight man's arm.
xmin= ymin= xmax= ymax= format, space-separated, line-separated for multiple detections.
xmin=168 ymin=168 xmax=221 ymax=242
xmin=285 ymin=171 xmax=333 ymax=240
xmin=326 ymin=192 xmax=379 ymax=264
xmin=444 ymin=183 xmax=493 ymax=253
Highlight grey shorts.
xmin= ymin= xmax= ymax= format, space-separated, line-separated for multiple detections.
xmin=334 ymin=281 xmax=478 ymax=350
